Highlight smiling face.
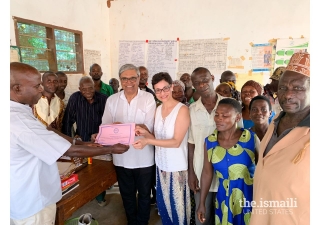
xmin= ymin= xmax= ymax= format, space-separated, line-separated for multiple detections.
xmin=249 ymin=99 xmax=272 ymax=125
xmin=79 ymin=80 xmax=95 ymax=102
xmin=277 ymin=71 xmax=310 ymax=115
xmin=214 ymin=104 xmax=241 ymax=132
xmin=241 ymin=86 xmax=259 ymax=106
xmin=191 ymin=70 xmax=214 ymax=98
xmin=42 ymin=74 xmax=58 ymax=95
xmin=172 ymin=85 xmax=185 ymax=102
xmin=216 ymin=83 xmax=232 ymax=97
xmin=154 ymin=80 xmax=173 ymax=103
xmin=57 ymin=75 xmax=68 ymax=92
xmin=120 ymin=69 xmax=140 ymax=95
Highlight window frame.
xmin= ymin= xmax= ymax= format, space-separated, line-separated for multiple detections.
xmin=13 ymin=16 xmax=84 ymax=74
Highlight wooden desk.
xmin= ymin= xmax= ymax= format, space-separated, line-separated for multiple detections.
xmin=55 ymin=159 xmax=117 ymax=225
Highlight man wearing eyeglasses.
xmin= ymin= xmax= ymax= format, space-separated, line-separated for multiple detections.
xmin=92 ymin=64 xmax=156 ymax=225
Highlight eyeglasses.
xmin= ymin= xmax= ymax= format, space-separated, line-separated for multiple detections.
xmin=155 ymin=85 xmax=171 ymax=94
xmin=120 ymin=76 xmax=138 ymax=83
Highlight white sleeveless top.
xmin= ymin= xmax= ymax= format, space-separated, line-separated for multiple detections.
xmin=154 ymin=102 xmax=188 ymax=172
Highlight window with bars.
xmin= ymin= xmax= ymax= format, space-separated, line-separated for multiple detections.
xmin=13 ymin=17 xmax=84 ymax=73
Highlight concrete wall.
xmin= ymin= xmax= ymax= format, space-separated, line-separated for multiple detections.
xmin=109 ymin=0 xmax=310 ymax=89
xmin=10 ymin=0 xmax=112 ymax=95
xmin=10 ymin=0 xmax=310 ymax=92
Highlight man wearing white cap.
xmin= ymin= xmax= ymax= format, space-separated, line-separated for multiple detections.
xmin=250 ymin=52 xmax=310 ymax=225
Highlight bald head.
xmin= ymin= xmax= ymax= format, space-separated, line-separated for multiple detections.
xmin=10 ymin=62 xmax=43 ymax=105
xmin=10 ymin=62 xmax=40 ymax=88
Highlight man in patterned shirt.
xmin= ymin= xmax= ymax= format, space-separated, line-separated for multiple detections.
xmin=33 ymin=71 xmax=64 ymax=131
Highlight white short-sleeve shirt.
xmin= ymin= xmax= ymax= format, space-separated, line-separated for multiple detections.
xmin=188 ymin=94 xmax=226 ymax=192
xmin=101 ymin=89 xmax=156 ymax=168
xmin=10 ymin=101 xmax=71 ymax=220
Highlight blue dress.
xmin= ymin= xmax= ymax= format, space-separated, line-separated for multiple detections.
xmin=243 ymin=110 xmax=276 ymax=129
xmin=205 ymin=128 xmax=256 ymax=225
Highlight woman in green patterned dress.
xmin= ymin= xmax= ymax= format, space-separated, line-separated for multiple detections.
xmin=197 ymin=98 xmax=260 ymax=225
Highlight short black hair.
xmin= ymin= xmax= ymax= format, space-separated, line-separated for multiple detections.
xmin=151 ymin=72 xmax=173 ymax=89
xmin=191 ymin=67 xmax=211 ymax=77
xmin=249 ymin=95 xmax=272 ymax=111
xmin=218 ymin=98 xmax=242 ymax=113
xmin=221 ymin=70 xmax=235 ymax=78
xmin=42 ymin=71 xmax=56 ymax=80
xmin=56 ymin=71 xmax=67 ymax=77
xmin=89 ymin=63 xmax=101 ymax=72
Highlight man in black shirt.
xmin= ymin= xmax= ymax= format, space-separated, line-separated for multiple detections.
xmin=61 ymin=76 xmax=109 ymax=206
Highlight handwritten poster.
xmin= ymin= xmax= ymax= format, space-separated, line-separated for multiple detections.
xmin=118 ymin=40 xmax=146 ymax=69
xmin=84 ymin=49 xmax=101 ymax=75
xmin=228 ymin=56 xmax=245 ymax=69
xmin=274 ymin=38 xmax=309 ymax=68
xmin=10 ymin=46 xmax=22 ymax=62
xmin=251 ymin=43 xmax=273 ymax=71
xmin=178 ymin=38 xmax=228 ymax=88
xmin=146 ymin=40 xmax=178 ymax=81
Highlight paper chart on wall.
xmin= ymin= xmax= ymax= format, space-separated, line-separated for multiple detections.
xmin=178 ymin=38 xmax=228 ymax=88
xmin=146 ymin=40 xmax=177 ymax=82
xmin=118 ymin=40 xmax=146 ymax=69
xmin=251 ymin=43 xmax=273 ymax=72
xmin=274 ymin=38 xmax=309 ymax=68
xmin=84 ymin=49 xmax=101 ymax=75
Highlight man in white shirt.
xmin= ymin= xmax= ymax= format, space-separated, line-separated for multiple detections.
xmin=188 ymin=67 xmax=223 ymax=225
xmin=10 ymin=62 xmax=129 ymax=225
xmin=93 ymin=64 xmax=156 ymax=225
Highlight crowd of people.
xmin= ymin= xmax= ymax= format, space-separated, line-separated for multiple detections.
xmin=10 ymin=52 xmax=310 ymax=225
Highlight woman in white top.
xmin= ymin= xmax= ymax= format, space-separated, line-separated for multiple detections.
xmin=133 ymin=72 xmax=191 ymax=225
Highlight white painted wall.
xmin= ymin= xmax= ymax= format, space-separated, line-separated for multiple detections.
xmin=10 ymin=0 xmax=112 ymax=95
xmin=109 ymin=0 xmax=309 ymax=89
xmin=9 ymin=0 xmax=310 ymax=92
